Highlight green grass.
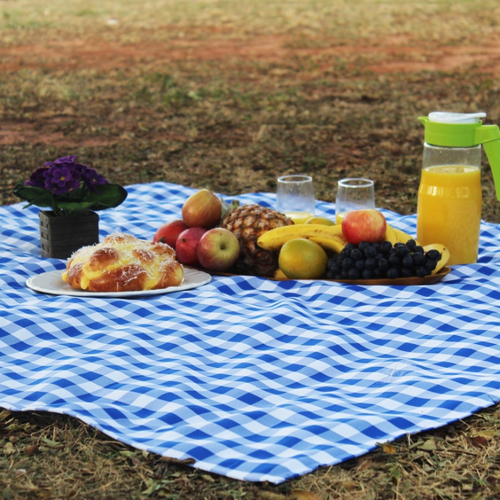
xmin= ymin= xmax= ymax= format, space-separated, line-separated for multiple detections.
xmin=2 ymin=0 xmax=500 ymax=44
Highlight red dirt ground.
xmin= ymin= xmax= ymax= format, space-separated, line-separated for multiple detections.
xmin=2 ymin=34 xmax=500 ymax=147
xmin=3 ymin=34 xmax=500 ymax=74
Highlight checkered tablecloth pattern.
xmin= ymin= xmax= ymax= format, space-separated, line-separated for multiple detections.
xmin=1 ymin=182 xmax=500 ymax=483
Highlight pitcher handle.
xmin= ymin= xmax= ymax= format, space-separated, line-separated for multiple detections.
xmin=476 ymin=125 xmax=500 ymax=201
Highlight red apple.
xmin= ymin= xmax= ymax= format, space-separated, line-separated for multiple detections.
xmin=197 ymin=228 xmax=240 ymax=272
xmin=153 ymin=219 xmax=189 ymax=249
xmin=342 ymin=209 xmax=387 ymax=245
xmin=175 ymin=227 xmax=207 ymax=266
xmin=182 ymin=189 xmax=222 ymax=229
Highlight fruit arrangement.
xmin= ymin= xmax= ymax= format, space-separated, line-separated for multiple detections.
xmin=258 ymin=209 xmax=450 ymax=281
xmin=154 ymin=190 xmax=450 ymax=282
xmin=153 ymin=189 xmax=293 ymax=275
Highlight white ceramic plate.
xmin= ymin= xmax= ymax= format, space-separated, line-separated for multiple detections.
xmin=26 ymin=267 xmax=212 ymax=298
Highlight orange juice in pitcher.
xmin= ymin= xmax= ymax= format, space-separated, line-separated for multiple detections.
xmin=417 ymin=165 xmax=481 ymax=265
xmin=417 ymin=112 xmax=500 ymax=266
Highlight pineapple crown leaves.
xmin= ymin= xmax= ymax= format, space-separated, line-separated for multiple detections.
xmin=220 ymin=197 xmax=241 ymax=219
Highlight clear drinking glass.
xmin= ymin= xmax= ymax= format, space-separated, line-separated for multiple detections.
xmin=335 ymin=178 xmax=375 ymax=224
xmin=276 ymin=175 xmax=315 ymax=224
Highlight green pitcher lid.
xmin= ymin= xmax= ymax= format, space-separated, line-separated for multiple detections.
xmin=419 ymin=112 xmax=486 ymax=147
xmin=419 ymin=112 xmax=500 ymax=201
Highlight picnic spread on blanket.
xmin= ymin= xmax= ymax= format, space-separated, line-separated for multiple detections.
xmin=2 ymin=177 xmax=500 ymax=484
xmin=2 ymin=110 xmax=500 ymax=484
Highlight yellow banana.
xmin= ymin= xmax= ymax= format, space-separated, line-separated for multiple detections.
xmin=257 ymin=224 xmax=347 ymax=254
xmin=423 ymin=243 xmax=450 ymax=274
xmin=393 ymin=227 xmax=417 ymax=245
xmin=384 ymin=224 xmax=398 ymax=245
xmin=309 ymin=234 xmax=349 ymax=254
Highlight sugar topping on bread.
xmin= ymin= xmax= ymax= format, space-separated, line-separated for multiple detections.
xmin=62 ymin=233 xmax=184 ymax=292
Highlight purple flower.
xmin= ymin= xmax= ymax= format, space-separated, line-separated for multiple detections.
xmin=81 ymin=167 xmax=108 ymax=193
xmin=53 ymin=155 xmax=77 ymax=164
xmin=45 ymin=156 xmax=83 ymax=180
xmin=71 ymin=162 xmax=87 ymax=180
xmin=40 ymin=156 xmax=108 ymax=194
xmin=43 ymin=165 xmax=80 ymax=195
xmin=25 ymin=167 xmax=49 ymax=188
xmin=14 ymin=154 xmax=126 ymax=216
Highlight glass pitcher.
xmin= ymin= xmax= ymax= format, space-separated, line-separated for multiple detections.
xmin=417 ymin=112 xmax=500 ymax=265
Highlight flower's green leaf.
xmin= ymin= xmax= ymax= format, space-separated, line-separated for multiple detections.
xmin=80 ymin=184 xmax=129 ymax=211
xmin=13 ymin=183 xmax=128 ymax=214
xmin=13 ymin=184 xmax=57 ymax=210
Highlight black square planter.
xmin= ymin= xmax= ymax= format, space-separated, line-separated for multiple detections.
xmin=39 ymin=210 xmax=99 ymax=259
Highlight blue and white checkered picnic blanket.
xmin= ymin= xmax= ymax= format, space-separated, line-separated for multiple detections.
xmin=1 ymin=181 xmax=500 ymax=484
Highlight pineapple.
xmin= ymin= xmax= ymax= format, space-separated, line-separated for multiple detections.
xmin=219 ymin=204 xmax=294 ymax=277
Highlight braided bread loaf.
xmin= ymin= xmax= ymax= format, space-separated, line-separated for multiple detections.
xmin=62 ymin=233 xmax=183 ymax=292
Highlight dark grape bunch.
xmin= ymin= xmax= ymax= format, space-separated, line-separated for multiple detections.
xmin=326 ymin=239 xmax=442 ymax=281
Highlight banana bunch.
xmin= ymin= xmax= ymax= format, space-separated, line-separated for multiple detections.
xmin=257 ymin=222 xmax=414 ymax=254
xmin=257 ymin=224 xmax=348 ymax=254
xmin=384 ymin=224 xmax=414 ymax=246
